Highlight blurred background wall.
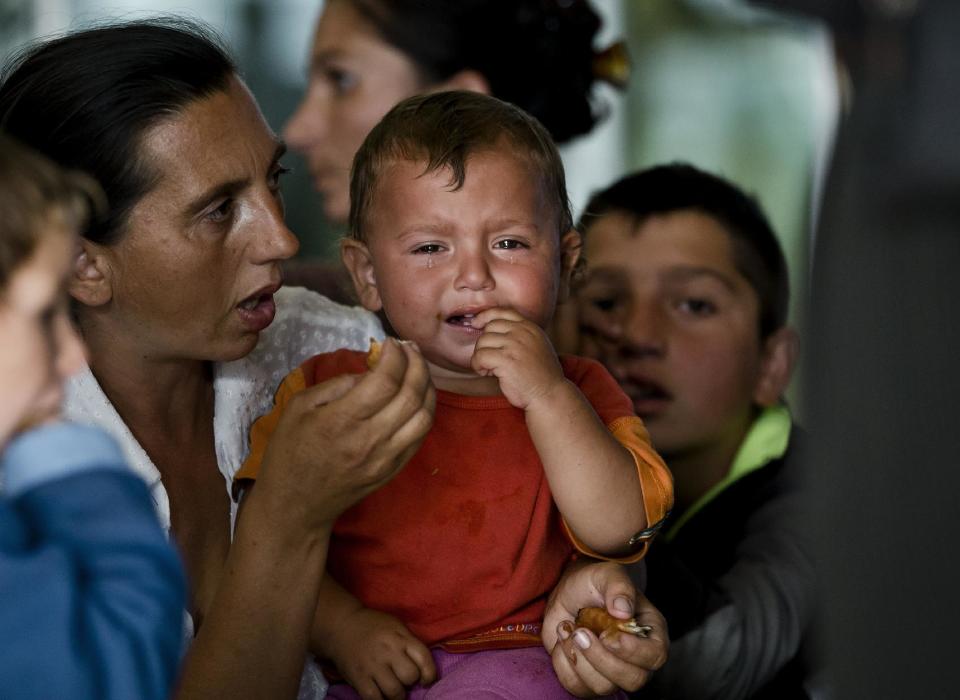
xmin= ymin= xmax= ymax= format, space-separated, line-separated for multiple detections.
xmin=0 ymin=0 xmax=836 ymax=372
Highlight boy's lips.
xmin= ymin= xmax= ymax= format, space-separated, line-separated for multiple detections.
xmin=620 ymin=376 xmax=672 ymax=416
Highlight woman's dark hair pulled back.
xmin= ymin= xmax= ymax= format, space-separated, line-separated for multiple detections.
xmin=0 ymin=18 xmax=237 ymax=245
xmin=349 ymin=0 xmax=605 ymax=145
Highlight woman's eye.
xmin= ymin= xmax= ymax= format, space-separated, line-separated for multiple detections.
xmin=326 ymin=67 xmax=357 ymax=94
xmin=494 ymin=239 xmax=527 ymax=250
xmin=268 ymin=165 xmax=291 ymax=191
xmin=206 ymin=199 xmax=234 ymax=223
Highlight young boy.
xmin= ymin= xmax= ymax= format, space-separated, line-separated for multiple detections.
xmin=0 ymin=134 xmax=186 ymax=699
xmin=565 ymin=163 xmax=815 ymax=698
xmin=235 ymin=91 xmax=673 ymax=698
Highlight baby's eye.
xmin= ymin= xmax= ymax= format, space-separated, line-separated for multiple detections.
xmin=412 ymin=243 xmax=444 ymax=255
xmin=493 ymin=238 xmax=528 ymax=250
xmin=678 ymin=297 xmax=716 ymax=316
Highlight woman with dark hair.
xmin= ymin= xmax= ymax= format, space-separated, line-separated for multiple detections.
xmin=0 ymin=17 xmax=664 ymax=700
xmin=1 ymin=19 xmax=433 ymax=699
xmin=284 ymin=0 xmax=627 ymax=223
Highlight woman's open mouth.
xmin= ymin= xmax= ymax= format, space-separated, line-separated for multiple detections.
xmin=237 ymin=288 xmax=278 ymax=332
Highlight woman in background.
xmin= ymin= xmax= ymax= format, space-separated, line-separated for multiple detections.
xmin=0 ymin=134 xmax=185 ymax=700
xmin=285 ymin=0 xmax=624 ymax=223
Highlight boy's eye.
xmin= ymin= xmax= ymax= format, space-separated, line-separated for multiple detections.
xmin=678 ymin=297 xmax=716 ymax=316
xmin=412 ymin=243 xmax=444 ymax=255
xmin=591 ymin=297 xmax=618 ymax=312
xmin=493 ymin=238 xmax=528 ymax=250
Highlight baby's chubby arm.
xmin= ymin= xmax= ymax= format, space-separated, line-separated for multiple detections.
xmin=470 ymin=308 xmax=646 ymax=556
xmin=310 ymin=575 xmax=436 ymax=699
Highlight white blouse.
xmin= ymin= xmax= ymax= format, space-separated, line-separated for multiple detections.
xmin=62 ymin=286 xmax=383 ymax=699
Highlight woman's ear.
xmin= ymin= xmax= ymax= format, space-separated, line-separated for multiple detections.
xmin=557 ymin=229 xmax=583 ymax=302
xmin=69 ymin=241 xmax=112 ymax=307
xmin=753 ymin=326 xmax=799 ymax=407
xmin=340 ymin=238 xmax=383 ymax=312
xmin=435 ymin=69 xmax=491 ymax=96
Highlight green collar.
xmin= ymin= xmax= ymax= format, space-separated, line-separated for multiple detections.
xmin=664 ymin=404 xmax=792 ymax=541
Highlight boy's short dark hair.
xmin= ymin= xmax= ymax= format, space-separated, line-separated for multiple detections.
xmin=0 ymin=133 xmax=101 ymax=289
xmin=349 ymin=90 xmax=573 ymax=242
xmin=578 ymin=163 xmax=790 ymax=339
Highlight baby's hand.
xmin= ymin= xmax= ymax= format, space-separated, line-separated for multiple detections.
xmin=470 ymin=307 xmax=565 ymax=410
xmin=328 ymin=607 xmax=436 ymax=700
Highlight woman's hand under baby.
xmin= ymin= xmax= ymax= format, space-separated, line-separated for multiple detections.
xmin=469 ymin=307 xmax=567 ymax=410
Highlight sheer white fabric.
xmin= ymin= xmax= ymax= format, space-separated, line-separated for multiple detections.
xmin=63 ymin=286 xmax=383 ymax=699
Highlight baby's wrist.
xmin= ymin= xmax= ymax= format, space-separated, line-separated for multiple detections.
xmin=524 ymin=377 xmax=577 ymax=414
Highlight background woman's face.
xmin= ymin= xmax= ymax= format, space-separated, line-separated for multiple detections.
xmin=0 ymin=226 xmax=84 ymax=446
xmin=284 ymin=0 xmax=426 ymax=223
xmin=95 ymin=77 xmax=299 ymax=363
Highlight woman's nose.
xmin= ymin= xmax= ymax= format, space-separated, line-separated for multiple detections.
xmin=254 ymin=196 xmax=300 ymax=264
xmin=283 ymin=88 xmax=326 ymax=151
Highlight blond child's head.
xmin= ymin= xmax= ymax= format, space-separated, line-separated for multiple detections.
xmin=0 ymin=134 xmax=98 ymax=442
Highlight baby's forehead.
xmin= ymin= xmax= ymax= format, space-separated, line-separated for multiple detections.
xmin=375 ymin=150 xmax=554 ymax=212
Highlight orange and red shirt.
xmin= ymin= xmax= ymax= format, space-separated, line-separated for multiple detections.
xmin=235 ymin=349 xmax=672 ymax=650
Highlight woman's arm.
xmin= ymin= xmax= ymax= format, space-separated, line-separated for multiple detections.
xmin=177 ymin=340 xmax=435 ymax=699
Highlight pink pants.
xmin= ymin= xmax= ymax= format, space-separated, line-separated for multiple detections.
xmin=326 ymin=645 xmax=626 ymax=699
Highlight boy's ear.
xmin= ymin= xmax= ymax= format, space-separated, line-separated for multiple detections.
xmin=340 ymin=238 xmax=383 ymax=312
xmin=69 ymin=240 xmax=112 ymax=307
xmin=557 ymin=229 xmax=583 ymax=302
xmin=753 ymin=326 xmax=799 ymax=407
xmin=434 ymin=69 xmax=491 ymax=96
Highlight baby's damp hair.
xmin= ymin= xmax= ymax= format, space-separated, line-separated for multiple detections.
xmin=350 ymin=90 xmax=572 ymax=243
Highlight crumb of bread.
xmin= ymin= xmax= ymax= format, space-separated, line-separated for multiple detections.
xmin=366 ymin=338 xmax=383 ymax=369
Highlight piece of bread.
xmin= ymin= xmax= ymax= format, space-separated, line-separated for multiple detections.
xmin=366 ymin=338 xmax=382 ymax=369
xmin=575 ymin=606 xmax=651 ymax=638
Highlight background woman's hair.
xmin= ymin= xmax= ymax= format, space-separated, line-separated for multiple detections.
xmin=0 ymin=18 xmax=236 ymax=245
xmin=349 ymin=0 xmax=608 ymax=145
xmin=0 ymin=134 xmax=101 ymax=288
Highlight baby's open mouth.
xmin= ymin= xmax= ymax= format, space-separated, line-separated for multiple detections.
xmin=446 ymin=313 xmax=477 ymax=327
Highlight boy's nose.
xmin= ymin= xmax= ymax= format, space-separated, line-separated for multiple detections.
xmin=620 ymin=301 xmax=667 ymax=357
xmin=454 ymin=252 xmax=495 ymax=291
